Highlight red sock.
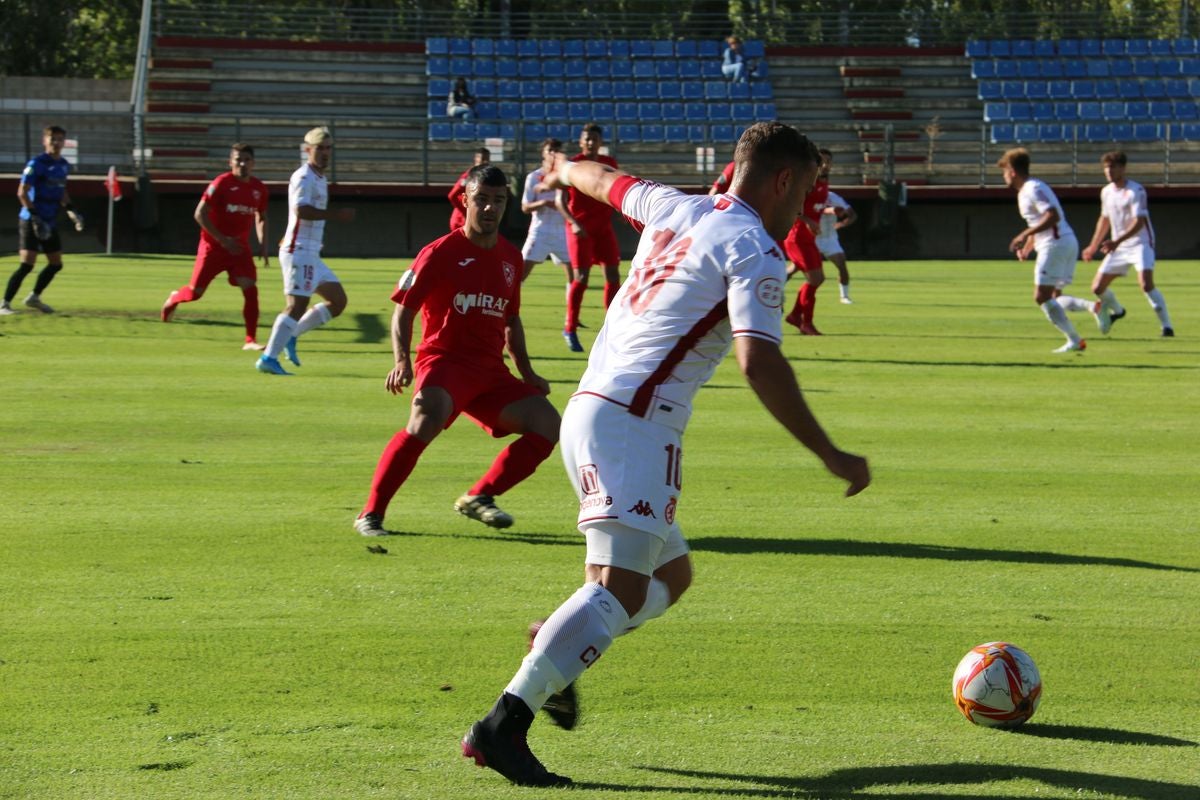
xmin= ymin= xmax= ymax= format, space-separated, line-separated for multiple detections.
xmin=565 ymin=280 xmax=586 ymax=332
xmin=241 ymin=285 xmax=259 ymax=341
xmin=173 ymin=285 xmax=197 ymax=303
xmin=799 ymin=282 xmax=818 ymax=326
xmin=469 ymin=433 xmax=555 ymax=497
xmin=786 ymin=288 xmax=803 ymax=324
xmin=362 ymin=431 xmax=429 ymax=518
xmin=603 ymin=280 xmax=620 ymax=308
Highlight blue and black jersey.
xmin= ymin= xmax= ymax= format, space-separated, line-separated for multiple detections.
xmin=19 ymin=153 xmax=71 ymax=227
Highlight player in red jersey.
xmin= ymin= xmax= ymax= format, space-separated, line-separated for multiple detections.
xmin=782 ymin=148 xmax=832 ymax=335
xmin=160 ymin=144 xmax=269 ymax=349
xmin=557 ymin=123 xmax=621 ymax=352
xmin=353 ymin=164 xmax=561 ymax=536
xmin=708 ymin=159 xmax=736 ymax=195
xmin=447 ymin=147 xmax=490 ymax=232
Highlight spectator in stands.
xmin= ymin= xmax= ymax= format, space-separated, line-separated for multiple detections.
xmin=1081 ymin=151 xmax=1174 ymax=338
xmin=721 ymin=36 xmax=751 ymax=83
xmin=448 ymin=147 xmax=491 ymax=232
xmin=447 ymin=77 xmax=477 ymax=122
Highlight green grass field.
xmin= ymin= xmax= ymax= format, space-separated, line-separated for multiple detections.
xmin=1 ymin=254 xmax=1197 ymax=800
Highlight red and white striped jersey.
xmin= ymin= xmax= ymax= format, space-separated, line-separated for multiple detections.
xmin=282 ymin=163 xmax=328 ymax=253
xmin=574 ymin=176 xmax=787 ymax=432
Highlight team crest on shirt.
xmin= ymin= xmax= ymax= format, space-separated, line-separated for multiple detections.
xmin=664 ymin=496 xmax=677 ymax=525
xmin=502 ymin=261 xmax=516 ymax=287
xmin=755 ymin=276 xmax=784 ymax=309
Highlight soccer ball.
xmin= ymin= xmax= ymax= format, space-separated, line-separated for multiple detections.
xmin=952 ymin=641 xmax=1042 ymax=729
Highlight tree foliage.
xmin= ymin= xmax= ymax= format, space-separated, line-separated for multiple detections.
xmin=0 ymin=0 xmax=141 ymax=78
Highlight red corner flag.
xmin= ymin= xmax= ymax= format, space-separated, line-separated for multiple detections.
xmin=105 ymin=166 xmax=123 ymax=201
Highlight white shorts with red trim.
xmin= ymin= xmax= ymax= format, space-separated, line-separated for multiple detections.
xmin=1099 ymin=243 xmax=1155 ymax=276
xmin=1033 ymin=234 xmax=1079 ymax=289
xmin=278 ymin=248 xmax=338 ymax=297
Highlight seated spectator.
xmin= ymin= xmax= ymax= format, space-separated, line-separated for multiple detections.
xmin=722 ymin=36 xmax=750 ymax=83
xmin=447 ymin=77 xmax=477 ymax=122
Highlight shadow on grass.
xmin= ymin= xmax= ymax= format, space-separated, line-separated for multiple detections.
xmin=351 ymin=312 xmax=387 ymax=344
xmin=688 ymin=537 xmax=1198 ymax=573
xmin=363 ymin=527 xmax=576 ymax=548
xmin=1013 ymin=722 xmax=1197 ymax=747
xmin=571 ymin=762 xmax=1199 ymax=799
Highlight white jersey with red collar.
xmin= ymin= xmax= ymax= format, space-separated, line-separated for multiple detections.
xmin=574 ymin=177 xmax=788 ymax=432
xmin=1017 ymin=177 xmax=1075 ymax=250
xmin=1101 ymin=178 xmax=1154 ymax=251
xmin=282 ymin=162 xmax=328 ymax=253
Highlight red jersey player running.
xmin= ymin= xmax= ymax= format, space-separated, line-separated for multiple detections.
xmin=782 ymin=148 xmax=831 ymax=335
xmin=447 ymin=147 xmax=490 ymax=232
xmin=354 ymin=164 xmax=561 ymax=536
xmin=558 ymin=123 xmax=621 ymax=352
xmin=161 ymin=143 xmax=269 ymax=349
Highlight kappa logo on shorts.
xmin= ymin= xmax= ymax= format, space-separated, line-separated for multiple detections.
xmin=626 ymin=500 xmax=657 ymax=518
xmin=755 ymin=276 xmax=784 ymax=309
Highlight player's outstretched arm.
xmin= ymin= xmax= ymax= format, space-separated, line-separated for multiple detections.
xmin=734 ymin=336 xmax=870 ymax=497
xmin=539 ymin=154 xmax=627 ymax=209
xmin=385 ymin=305 xmax=417 ymax=395
xmin=1082 ymin=215 xmax=1111 ymax=261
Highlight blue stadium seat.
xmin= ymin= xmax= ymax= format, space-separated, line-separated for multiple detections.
xmin=517 ymin=40 xmax=538 ymax=58
xmin=1083 ymin=123 xmax=1110 ymax=141
xmin=1049 ymin=80 xmax=1072 ymax=99
xmin=743 ymin=40 xmax=765 ymax=59
xmin=1011 ymin=40 xmax=1034 ymax=58
xmin=449 ymin=38 xmax=471 ymax=56
xmin=638 ymin=102 xmax=662 ymax=121
xmin=475 ymin=100 xmax=497 ymax=118
xmin=586 ymin=61 xmax=609 ymax=79
xmin=1026 ymin=81 xmax=1050 ymax=100
xmin=473 ymin=39 xmax=494 ymax=57
xmin=687 ymin=123 xmax=708 ymax=141
xmin=731 ymin=101 xmax=754 ymax=120
xmin=1041 ymin=60 xmax=1063 ymax=78
xmin=610 ymin=40 xmax=631 ymax=58
xmin=990 ymin=123 xmax=1015 ymax=143
xmin=473 ymin=60 xmax=495 ymax=78
xmin=1185 ymin=61 xmax=1200 ymax=78
xmin=750 ymin=83 xmax=774 ymax=100
xmin=631 ymin=40 xmax=654 ymax=58
xmin=1009 ymin=102 xmax=1032 ymax=120
xmin=617 ymin=123 xmax=640 ymax=142
xmin=1034 ymin=40 xmax=1057 ymax=58
xmin=681 ymin=81 xmax=704 ymax=101
xmin=545 ymin=100 xmax=567 ymax=119
xmin=1001 ymin=81 xmax=1025 ymax=100
xmin=428 ymin=78 xmax=451 ymax=97
xmin=653 ymin=40 xmax=675 ymax=58
xmin=983 ymin=102 xmax=1009 ymax=122
xmin=519 ymin=59 xmax=540 ymax=79
xmin=705 ymin=81 xmax=729 ymax=100
xmin=700 ymin=59 xmax=724 ymax=78
xmin=564 ymin=60 xmax=586 ymax=79
xmin=1163 ymin=122 xmax=1183 ymax=140
xmin=498 ymin=101 xmax=521 ymax=119
xmin=1080 ymin=39 xmax=1102 ymax=57
xmin=1132 ymin=59 xmax=1157 ymax=78
xmin=541 ymin=79 xmax=565 ymax=99
xmin=427 ymin=57 xmax=450 ymax=77
xmin=590 ymin=80 xmax=613 ymax=100
xmin=972 ymin=59 xmax=996 ymax=79
xmin=1015 ymin=122 xmax=1037 ymax=141
xmin=1102 ymin=100 xmax=1125 ymax=119
xmin=1126 ymin=100 xmax=1150 ymax=120
xmin=1149 ymin=39 xmax=1173 ymax=56
xmin=677 ymin=58 xmax=702 ymax=79
xmin=610 ymin=59 xmax=633 ymax=78
xmin=1118 ymin=79 xmax=1142 ymax=98
xmin=988 ymin=40 xmax=1011 ymax=57
xmin=676 ymin=40 xmax=698 ymax=58
xmin=1102 ymin=38 xmax=1126 ymax=56
xmin=1018 ymin=60 xmax=1041 ymax=79
xmin=563 ymin=40 xmax=584 ymax=59
xmin=1037 ymin=123 xmax=1064 ymax=141
xmin=453 ymin=122 xmax=477 ymax=140
xmin=427 ymin=37 xmax=449 ymax=56
xmin=1110 ymin=121 xmax=1133 ymax=140
xmin=427 ymin=100 xmax=443 ymax=117
xmin=429 ymin=122 xmax=452 ymax=141
xmin=966 ymin=40 xmax=988 ymax=58
xmin=1133 ymin=122 xmax=1160 ymax=141
xmin=586 ymin=40 xmax=607 ymax=59
xmin=665 ymin=123 xmax=689 ymax=143
xmin=451 ymin=56 xmax=472 ymax=76
xmin=547 ymin=123 xmax=571 ymax=139
xmin=616 ymin=101 xmax=639 ymax=121
xmin=979 ymin=80 xmax=1002 ymax=100
xmin=592 ymin=101 xmax=615 ymax=120
xmin=697 ymin=40 xmax=721 ymax=58
xmin=729 ymin=82 xmax=751 ymax=100
xmin=1054 ymin=102 xmax=1079 ymax=120
xmin=662 ymin=102 xmax=685 ymax=121
xmin=995 ymin=60 xmax=1019 ymax=79
xmin=498 ymin=122 xmax=518 ymax=140
xmin=567 ymin=80 xmax=589 ymax=99
xmin=1157 ymin=58 xmax=1182 ymax=76
xmin=1126 ymin=39 xmax=1151 ymax=56
xmin=633 ymin=60 xmax=656 ymax=79
xmin=1174 ymin=100 xmax=1199 ymax=119
xmin=1086 ymin=59 xmax=1110 ymax=77
xmin=1057 ymin=40 xmax=1080 ymax=57
xmin=659 ymin=81 xmax=682 ymax=100
xmin=635 ymin=81 xmax=657 ymax=100
xmin=1165 ymin=78 xmax=1190 ymax=98
xmin=1094 ymin=78 xmax=1118 ymax=97
xmin=712 ymin=124 xmax=738 ymax=143
xmin=495 ymin=59 xmax=518 ymax=78
xmin=755 ymin=102 xmax=777 ymax=119
xmin=1150 ymin=100 xmax=1173 ymax=118
xmin=495 ymin=39 xmax=517 ymax=57
xmin=538 ymin=59 xmax=563 ymax=79
xmin=613 ymin=80 xmax=636 ymax=100
xmin=1031 ymin=101 xmax=1054 ymax=120
xmin=1071 ymin=80 xmax=1096 ymax=99
xmin=1063 ymin=59 xmax=1087 ymax=79
xmin=568 ymin=102 xmax=590 ymax=120
xmin=1182 ymin=121 xmax=1200 ymax=138
xmin=1174 ymin=38 xmax=1197 ymax=55
xmin=1109 ymin=58 xmax=1133 ymax=78
xmin=522 ymin=101 xmax=545 ymax=119
xmin=685 ymin=104 xmax=707 ymax=122
xmin=1142 ymin=80 xmax=1167 ymax=98
xmin=656 ymin=61 xmax=679 ymax=79
xmin=498 ymin=80 xmax=521 ymax=99
xmin=520 ymin=81 xmax=543 ymax=100
xmin=707 ymin=102 xmax=731 ymax=121
xmin=476 ymin=123 xmax=499 ymax=138
xmin=1079 ymin=101 xmax=1102 ymax=120
xmin=525 ymin=122 xmax=546 ymax=141
xmin=642 ymin=124 xmax=665 ymax=143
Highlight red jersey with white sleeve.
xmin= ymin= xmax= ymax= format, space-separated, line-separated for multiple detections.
xmin=710 ymin=160 xmax=736 ymax=193
xmin=282 ymin=163 xmax=328 ymax=253
xmin=391 ymin=229 xmax=524 ymax=370
xmin=575 ymin=177 xmax=787 ymax=433
xmin=565 ymin=153 xmax=620 ymax=232
xmin=201 ymin=173 xmax=267 ymax=245
xmin=447 ymin=168 xmax=471 ymax=232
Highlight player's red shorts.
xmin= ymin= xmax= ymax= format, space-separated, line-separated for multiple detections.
xmin=783 ymin=225 xmax=823 ymax=273
xmin=566 ymin=222 xmax=620 ymax=270
xmin=414 ymin=355 xmax=544 ymax=438
xmin=190 ymin=239 xmax=257 ymax=290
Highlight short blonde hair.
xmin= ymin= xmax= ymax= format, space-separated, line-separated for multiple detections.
xmin=304 ymin=126 xmax=332 ymax=146
xmin=997 ymin=147 xmax=1031 ymax=176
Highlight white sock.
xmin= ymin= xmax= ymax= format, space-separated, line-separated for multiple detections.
xmin=1099 ymin=288 xmax=1124 ymax=315
xmin=506 ymin=583 xmax=629 ymax=711
xmin=265 ymin=314 xmax=299 ymax=359
xmin=1056 ymin=295 xmax=1092 ymax=313
xmin=839 ymin=283 xmax=850 ymax=299
xmin=1041 ymin=298 xmax=1080 ymax=343
xmin=1144 ymin=288 xmax=1172 ymax=328
xmin=295 ymin=302 xmax=332 ymax=337
xmin=621 ymin=577 xmax=670 ymax=635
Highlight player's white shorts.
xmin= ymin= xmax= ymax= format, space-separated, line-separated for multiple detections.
xmin=815 ymin=233 xmax=843 ymax=257
xmin=278 ymin=249 xmax=338 ymax=296
xmin=1099 ymin=244 xmax=1155 ymax=276
xmin=521 ymin=223 xmax=569 ymax=265
xmin=1033 ymin=235 xmax=1079 ymax=289
xmin=561 ymin=393 xmax=689 ymax=575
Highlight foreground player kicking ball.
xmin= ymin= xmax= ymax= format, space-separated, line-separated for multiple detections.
xmin=461 ymin=122 xmax=871 ymax=787
xmin=354 ymin=165 xmax=560 ymax=536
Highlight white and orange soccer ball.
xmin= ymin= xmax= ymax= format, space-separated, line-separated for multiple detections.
xmin=952 ymin=641 xmax=1042 ymax=729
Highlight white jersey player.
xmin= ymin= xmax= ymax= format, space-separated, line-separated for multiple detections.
xmin=462 ymin=123 xmax=870 ymax=789
xmin=520 ymin=138 xmax=570 ymax=281
xmin=815 ymin=188 xmax=857 ymax=303
xmin=255 ymin=127 xmax=356 ymax=375
xmin=999 ymin=147 xmax=1094 ymax=353
xmin=1081 ymin=151 xmax=1174 ymax=337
